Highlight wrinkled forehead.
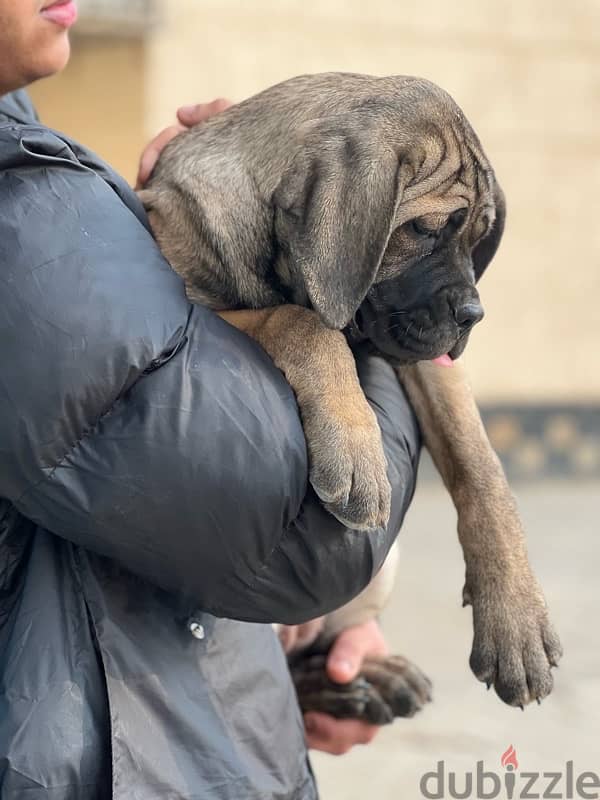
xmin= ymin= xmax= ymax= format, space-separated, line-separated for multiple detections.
xmin=395 ymin=130 xmax=496 ymax=227
xmin=369 ymin=80 xmax=497 ymax=222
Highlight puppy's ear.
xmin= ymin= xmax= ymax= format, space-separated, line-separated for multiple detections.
xmin=274 ymin=116 xmax=403 ymax=329
xmin=473 ymin=178 xmax=506 ymax=282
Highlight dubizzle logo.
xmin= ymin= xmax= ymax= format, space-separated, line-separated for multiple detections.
xmin=501 ymin=745 xmax=518 ymax=796
xmin=419 ymin=745 xmax=600 ymax=799
xmin=501 ymin=745 xmax=519 ymax=770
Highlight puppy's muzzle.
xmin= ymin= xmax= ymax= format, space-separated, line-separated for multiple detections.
xmin=355 ymin=287 xmax=484 ymax=363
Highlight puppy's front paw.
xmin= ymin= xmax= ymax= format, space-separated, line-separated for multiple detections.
xmin=303 ymin=402 xmax=391 ymax=530
xmin=466 ymin=577 xmax=563 ymax=707
xmin=290 ymin=653 xmax=432 ymax=725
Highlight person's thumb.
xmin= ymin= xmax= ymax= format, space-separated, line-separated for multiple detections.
xmin=326 ymin=630 xmax=367 ymax=684
xmin=176 ymin=98 xmax=232 ymax=127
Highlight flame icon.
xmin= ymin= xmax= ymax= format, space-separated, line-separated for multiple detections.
xmin=501 ymin=744 xmax=519 ymax=770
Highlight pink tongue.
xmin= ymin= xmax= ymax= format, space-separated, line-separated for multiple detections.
xmin=431 ymin=354 xmax=454 ymax=367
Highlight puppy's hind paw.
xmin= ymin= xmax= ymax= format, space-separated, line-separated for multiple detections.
xmin=290 ymin=653 xmax=432 ymax=725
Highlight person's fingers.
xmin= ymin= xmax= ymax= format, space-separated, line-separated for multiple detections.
xmin=176 ymin=98 xmax=232 ymax=127
xmin=304 ymin=712 xmax=379 ymax=754
xmin=135 ymin=123 xmax=185 ymax=189
xmin=326 ymin=619 xmax=389 ymax=684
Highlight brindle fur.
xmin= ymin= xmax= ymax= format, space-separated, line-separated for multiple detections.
xmin=140 ymin=73 xmax=561 ymax=709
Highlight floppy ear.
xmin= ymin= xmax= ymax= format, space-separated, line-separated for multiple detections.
xmin=274 ymin=116 xmax=403 ymax=329
xmin=473 ymin=178 xmax=506 ymax=283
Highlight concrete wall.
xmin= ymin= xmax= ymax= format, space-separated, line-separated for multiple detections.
xmin=27 ymin=0 xmax=600 ymax=402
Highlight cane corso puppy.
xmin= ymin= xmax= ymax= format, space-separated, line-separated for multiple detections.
xmin=139 ymin=73 xmax=562 ymax=717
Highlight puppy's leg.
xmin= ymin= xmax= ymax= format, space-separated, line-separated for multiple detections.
xmin=397 ymin=360 xmax=562 ymax=707
xmin=219 ymin=306 xmax=390 ymax=530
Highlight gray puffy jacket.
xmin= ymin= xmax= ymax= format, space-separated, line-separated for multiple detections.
xmin=0 ymin=90 xmax=420 ymax=800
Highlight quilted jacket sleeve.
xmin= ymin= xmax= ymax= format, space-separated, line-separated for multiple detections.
xmin=0 ymin=122 xmax=420 ymax=624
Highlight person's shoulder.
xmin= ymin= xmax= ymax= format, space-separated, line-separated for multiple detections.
xmin=0 ymin=111 xmax=83 ymax=184
xmin=0 ymin=91 xmax=148 ymax=226
xmin=0 ymin=89 xmax=76 ymax=168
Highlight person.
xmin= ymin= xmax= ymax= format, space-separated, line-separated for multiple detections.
xmin=0 ymin=2 xmax=421 ymax=798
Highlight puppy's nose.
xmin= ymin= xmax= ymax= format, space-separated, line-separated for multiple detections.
xmin=454 ymin=301 xmax=484 ymax=331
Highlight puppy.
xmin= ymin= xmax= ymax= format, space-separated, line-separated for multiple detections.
xmin=140 ymin=73 xmax=561 ymax=713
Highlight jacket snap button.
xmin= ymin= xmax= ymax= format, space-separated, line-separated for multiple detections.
xmin=189 ymin=620 xmax=205 ymax=640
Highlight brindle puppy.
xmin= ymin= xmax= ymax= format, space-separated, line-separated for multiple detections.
xmin=140 ymin=73 xmax=561 ymax=714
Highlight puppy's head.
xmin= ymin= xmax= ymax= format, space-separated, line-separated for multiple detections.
xmin=273 ymin=75 xmax=505 ymax=363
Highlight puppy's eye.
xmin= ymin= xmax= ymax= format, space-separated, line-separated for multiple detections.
xmin=410 ymin=218 xmax=440 ymax=238
xmin=449 ymin=208 xmax=468 ymax=228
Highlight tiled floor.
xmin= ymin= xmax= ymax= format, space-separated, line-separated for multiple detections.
xmin=481 ymin=406 xmax=600 ymax=481
xmin=312 ymin=478 xmax=599 ymax=799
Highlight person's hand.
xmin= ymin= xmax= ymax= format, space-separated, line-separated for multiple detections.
xmin=135 ymin=98 xmax=232 ymax=189
xmin=304 ymin=619 xmax=389 ymax=755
